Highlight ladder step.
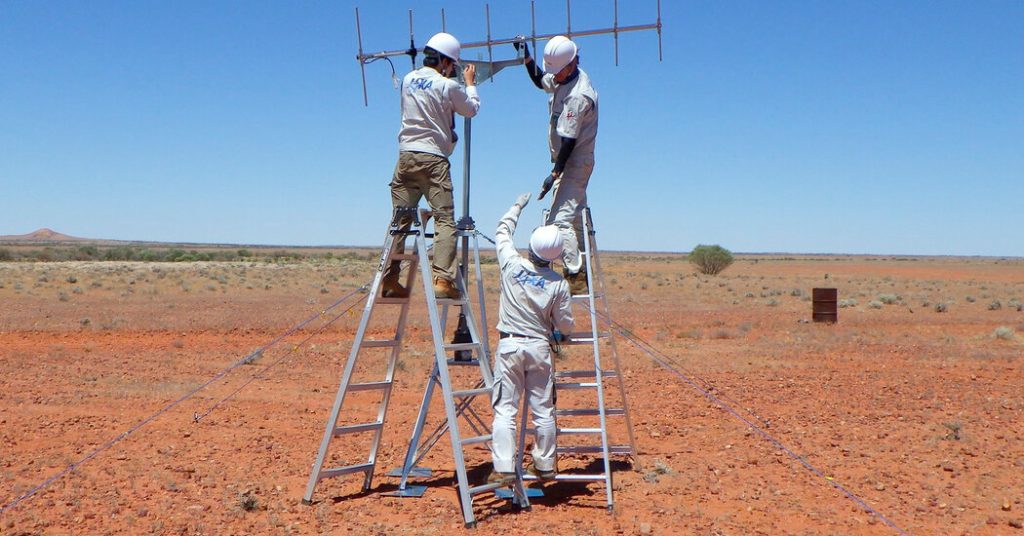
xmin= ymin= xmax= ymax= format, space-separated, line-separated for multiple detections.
xmin=451 ymin=387 xmax=491 ymax=398
xmin=390 ymin=253 xmax=418 ymax=261
xmin=435 ymin=297 xmax=465 ymax=306
xmin=347 ymin=381 xmax=392 ymax=392
xmin=555 ymin=369 xmax=618 ymax=379
xmin=522 ymin=473 xmax=606 ymax=482
xmin=333 ymin=422 xmax=383 ymax=436
xmin=557 ymin=445 xmax=632 ymax=455
xmin=555 ymin=382 xmax=599 ymax=390
xmin=361 ymin=339 xmax=400 ymax=349
xmin=460 ymin=434 xmax=492 ymax=446
xmin=555 ymin=408 xmax=626 ymax=417
xmin=571 ymin=293 xmax=603 ymax=301
xmin=565 ymin=331 xmax=611 ymax=340
xmin=377 ymin=297 xmax=411 ymax=305
xmin=557 ymin=427 xmax=604 ymax=435
xmin=318 ymin=462 xmax=374 ymax=481
xmin=444 ymin=342 xmax=481 ymax=353
xmin=468 ymin=481 xmax=508 ymax=496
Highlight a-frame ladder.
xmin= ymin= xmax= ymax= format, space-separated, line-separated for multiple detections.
xmin=302 ymin=207 xmax=529 ymax=527
xmin=517 ymin=206 xmax=638 ymax=511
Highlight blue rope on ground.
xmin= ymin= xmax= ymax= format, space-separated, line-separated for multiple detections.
xmin=0 ymin=283 xmax=370 ymax=516
xmin=594 ymin=311 xmax=911 ymax=536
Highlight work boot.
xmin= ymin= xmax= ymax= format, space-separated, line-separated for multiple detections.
xmin=381 ymin=275 xmax=409 ymax=298
xmin=526 ymin=461 xmax=557 ymax=481
xmin=487 ymin=470 xmax=515 ymax=485
xmin=564 ymin=268 xmax=589 ymax=296
xmin=433 ymin=277 xmax=462 ymax=300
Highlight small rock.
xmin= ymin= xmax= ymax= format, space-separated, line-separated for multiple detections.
xmin=875 ymin=483 xmax=886 ymax=491
xmin=1010 ymin=519 xmax=1023 ymax=529
xmin=1004 ymin=499 xmax=1012 ymax=511
xmin=639 ymin=522 xmax=653 ymax=535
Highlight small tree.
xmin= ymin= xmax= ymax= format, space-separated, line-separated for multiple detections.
xmin=688 ymin=244 xmax=734 ymax=275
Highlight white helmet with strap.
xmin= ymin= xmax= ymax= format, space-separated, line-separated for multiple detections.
xmin=425 ymin=32 xmax=461 ymax=63
xmin=529 ymin=225 xmax=564 ymax=262
xmin=543 ymin=35 xmax=577 ymax=73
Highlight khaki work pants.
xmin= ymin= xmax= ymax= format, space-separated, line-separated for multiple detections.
xmin=387 ymin=151 xmax=458 ymax=283
xmin=545 ymin=160 xmax=594 ymax=274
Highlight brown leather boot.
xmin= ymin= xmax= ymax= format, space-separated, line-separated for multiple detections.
xmin=381 ymin=275 xmax=409 ymax=298
xmin=432 ymin=277 xmax=462 ymax=300
xmin=565 ymin=268 xmax=589 ymax=296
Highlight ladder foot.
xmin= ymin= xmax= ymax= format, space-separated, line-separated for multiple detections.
xmin=301 ymin=499 xmax=314 ymax=506
xmin=465 ymin=521 xmax=477 ymax=529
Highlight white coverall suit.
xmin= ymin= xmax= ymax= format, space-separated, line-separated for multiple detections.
xmin=542 ymin=69 xmax=598 ymax=274
xmin=491 ymin=201 xmax=575 ymax=474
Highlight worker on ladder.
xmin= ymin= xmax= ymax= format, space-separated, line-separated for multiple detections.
xmin=383 ymin=32 xmax=480 ymax=300
xmin=488 ymin=193 xmax=574 ymax=484
xmin=514 ymin=36 xmax=598 ymax=296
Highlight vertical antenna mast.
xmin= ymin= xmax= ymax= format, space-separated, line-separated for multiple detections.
xmin=355 ymin=7 xmax=368 ymax=106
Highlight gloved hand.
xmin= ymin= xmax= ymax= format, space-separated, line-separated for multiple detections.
xmin=513 ymin=38 xmax=530 ymax=59
xmin=538 ymin=173 xmax=556 ymax=200
xmin=514 ymin=192 xmax=531 ymax=210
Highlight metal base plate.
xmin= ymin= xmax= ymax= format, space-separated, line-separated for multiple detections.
xmin=494 ymin=487 xmax=545 ymax=500
xmin=381 ymin=485 xmax=428 ymax=498
xmin=386 ymin=466 xmax=432 ymax=478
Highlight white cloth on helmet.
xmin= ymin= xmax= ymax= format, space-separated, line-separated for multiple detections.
xmin=398 ymin=67 xmax=479 ymax=158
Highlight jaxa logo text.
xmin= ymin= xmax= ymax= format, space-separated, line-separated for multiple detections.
xmin=408 ymin=77 xmax=433 ymax=91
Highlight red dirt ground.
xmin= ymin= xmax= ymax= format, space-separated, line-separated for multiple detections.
xmin=1 ymin=255 xmax=1022 ymax=535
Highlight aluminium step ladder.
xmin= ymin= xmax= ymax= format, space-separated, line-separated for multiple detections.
xmin=517 ymin=206 xmax=638 ymax=511
xmin=302 ymin=207 xmax=530 ymax=527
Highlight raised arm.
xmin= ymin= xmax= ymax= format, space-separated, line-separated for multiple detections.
xmin=496 ymin=193 xmax=531 ymax=268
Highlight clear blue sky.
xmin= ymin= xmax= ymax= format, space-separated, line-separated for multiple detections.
xmin=2 ymin=1 xmax=1021 ymax=256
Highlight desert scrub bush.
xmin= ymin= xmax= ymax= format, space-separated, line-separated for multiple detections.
xmin=994 ymin=326 xmax=1014 ymax=341
xmin=965 ymin=295 xmax=976 ymax=303
xmin=988 ymin=300 xmax=1002 ymax=311
xmin=934 ymin=302 xmax=948 ymax=313
xmin=0 ymin=248 xmax=12 ymax=261
xmin=688 ymin=244 xmax=734 ymax=276
xmin=877 ymin=293 xmax=900 ymax=305
xmin=868 ymin=300 xmax=883 ymax=309
xmin=839 ymin=299 xmax=857 ymax=308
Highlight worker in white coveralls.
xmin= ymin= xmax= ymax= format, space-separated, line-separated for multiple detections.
xmin=514 ymin=35 xmax=598 ymax=296
xmin=488 ymin=193 xmax=574 ymax=484
xmin=383 ymin=32 xmax=479 ymax=300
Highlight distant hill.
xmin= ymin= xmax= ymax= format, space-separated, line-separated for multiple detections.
xmin=0 ymin=228 xmax=88 ymax=242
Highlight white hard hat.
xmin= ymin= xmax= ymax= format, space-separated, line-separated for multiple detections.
xmin=425 ymin=32 xmax=461 ymax=62
xmin=529 ymin=225 xmax=564 ymax=262
xmin=543 ymin=35 xmax=577 ymax=73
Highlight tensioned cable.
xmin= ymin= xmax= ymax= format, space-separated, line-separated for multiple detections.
xmin=192 ymin=291 xmax=369 ymax=422
xmin=0 ymin=283 xmax=370 ymax=516
xmin=592 ymin=309 xmax=910 ymax=535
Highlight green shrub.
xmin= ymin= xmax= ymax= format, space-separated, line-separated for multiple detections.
xmin=687 ymin=244 xmax=734 ymax=276
xmin=0 ymin=248 xmax=12 ymax=261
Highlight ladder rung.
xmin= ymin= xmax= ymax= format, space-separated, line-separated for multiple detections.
xmin=557 ymin=427 xmax=603 ymax=435
xmin=377 ymin=297 xmax=411 ymax=305
xmin=555 ymin=382 xmax=599 ymax=390
xmin=389 ymin=253 xmax=417 ymax=261
xmin=522 ymin=473 xmax=606 ymax=482
xmin=318 ymin=463 xmax=374 ymax=481
xmin=333 ymin=422 xmax=383 ymax=436
xmin=565 ymin=331 xmax=611 ymax=340
xmin=347 ymin=381 xmax=392 ymax=392
xmin=555 ymin=408 xmax=626 ymax=417
xmin=460 ymin=434 xmax=492 ymax=446
xmin=435 ymin=297 xmax=464 ymax=306
xmin=444 ymin=342 xmax=480 ymax=353
xmin=571 ymin=293 xmax=603 ymax=301
xmin=361 ymin=339 xmax=400 ymax=349
xmin=468 ymin=482 xmax=507 ymax=496
xmin=451 ymin=387 xmax=491 ymax=398
xmin=555 ymin=369 xmax=618 ymax=379
xmin=557 ymin=445 xmax=632 ymax=455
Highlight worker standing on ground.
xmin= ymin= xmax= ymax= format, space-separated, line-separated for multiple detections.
xmin=514 ymin=36 xmax=598 ymax=296
xmin=383 ymin=32 xmax=479 ymax=300
xmin=488 ymin=193 xmax=574 ymax=484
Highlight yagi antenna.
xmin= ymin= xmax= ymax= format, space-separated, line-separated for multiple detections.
xmin=354 ymin=0 xmax=663 ymax=106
